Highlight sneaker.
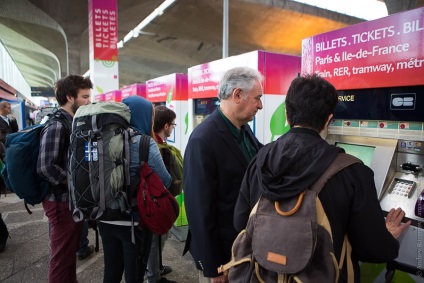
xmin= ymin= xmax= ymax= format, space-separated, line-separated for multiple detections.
xmin=77 ymin=245 xmax=95 ymax=260
xmin=160 ymin=265 xmax=172 ymax=277
xmin=157 ymin=277 xmax=177 ymax=283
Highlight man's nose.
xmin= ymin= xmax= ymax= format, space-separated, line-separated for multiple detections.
xmin=257 ymin=99 xmax=263 ymax=110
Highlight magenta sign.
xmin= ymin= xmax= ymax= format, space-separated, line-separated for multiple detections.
xmin=88 ymin=0 xmax=118 ymax=61
xmin=302 ymin=7 xmax=424 ymax=90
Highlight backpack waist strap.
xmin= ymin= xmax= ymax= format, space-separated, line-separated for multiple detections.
xmin=47 ymin=183 xmax=68 ymax=195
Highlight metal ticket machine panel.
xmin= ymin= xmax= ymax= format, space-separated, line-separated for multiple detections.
xmin=193 ymin=97 xmax=219 ymax=129
xmin=327 ymin=134 xmax=424 ymax=281
xmin=326 ymin=134 xmax=398 ymax=200
xmin=379 ymin=140 xmax=424 ymax=280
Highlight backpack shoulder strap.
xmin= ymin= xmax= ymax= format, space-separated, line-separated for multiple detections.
xmin=311 ymin=152 xmax=360 ymax=283
xmin=310 ymin=153 xmax=362 ymax=194
xmin=45 ymin=109 xmax=71 ymax=135
xmin=138 ymin=134 xmax=151 ymax=163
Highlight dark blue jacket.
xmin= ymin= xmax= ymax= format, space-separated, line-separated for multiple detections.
xmin=183 ymin=109 xmax=262 ymax=277
xmin=234 ymin=127 xmax=399 ymax=283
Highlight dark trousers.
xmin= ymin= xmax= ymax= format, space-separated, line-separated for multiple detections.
xmin=0 ymin=213 xmax=8 ymax=242
xmin=43 ymin=200 xmax=83 ymax=283
xmin=99 ymin=222 xmax=152 ymax=283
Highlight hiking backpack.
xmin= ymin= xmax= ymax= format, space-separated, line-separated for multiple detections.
xmin=219 ymin=153 xmax=360 ymax=283
xmin=136 ymin=135 xmax=179 ymax=235
xmin=1 ymin=110 xmax=70 ymax=213
xmin=157 ymin=142 xmax=183 ymax=197
xmin=68 ymin=102 xmax=137 ymax=222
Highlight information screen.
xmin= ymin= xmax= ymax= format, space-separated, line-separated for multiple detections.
xmin=336 ymin=143 xmax=375 ymax=167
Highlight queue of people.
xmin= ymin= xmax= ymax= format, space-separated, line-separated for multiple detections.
xmin=0 ymin=67 xmax=411 ymax=283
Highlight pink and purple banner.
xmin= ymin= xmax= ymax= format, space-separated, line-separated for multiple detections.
xmin=88 ymin=0 xmax=118 ymax=62
xmin=103 ymin=90 xmax=120 ymax=102
xmin=120 ymin=83 xmax=146 ymax=100
xmin=302 ymin=7 xmax=424 ymax=90
xmin=94 ymin=94 xmax=105 ymax=102
xmin=188 ymin=50 xmax=300 ymax=99
xmin=146 ymin=74 xmax=188 ymax=103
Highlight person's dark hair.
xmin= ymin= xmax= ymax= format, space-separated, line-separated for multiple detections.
xmin=153 ymin=105 xmax=176 ymax=133
xmin=285 ymin=74 xmax=338 ymax=132
xmin=55 ymin=75 xmax=93 ymax=106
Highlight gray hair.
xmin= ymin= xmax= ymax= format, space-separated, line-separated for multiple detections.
xmin=218 ymin=67 xmax=263 ymax=100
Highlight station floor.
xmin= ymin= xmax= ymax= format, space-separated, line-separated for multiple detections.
xmin=0 ymin=193 xmax=198 ymax=283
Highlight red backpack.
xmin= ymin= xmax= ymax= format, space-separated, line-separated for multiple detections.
xmin=136 ymin=135 xmax=179 ymax=235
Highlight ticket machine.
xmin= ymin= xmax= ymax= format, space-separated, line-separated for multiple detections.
xmin=146 ymin=73 xmax=189 ymax=241
xmin=120 ymin=83 xmax=146 ymax=101
xmin=102 ymin=90 xmax=121 ymax=102
xmin=302 ymin=7 xmax=424 ymax=282
xmin=94 ymin=93 xmax=105 ymax=102
xmin=192 ymin=97 xmax=219 ymax=128
xmin=146 ymin=73 xmax=188 ymax=153
xmin=187 ymin=50 xmax=300 ymax=144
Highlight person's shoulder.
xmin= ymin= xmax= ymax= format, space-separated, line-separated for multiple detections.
xmin=42 ymin=115 xmax=68 ymax=133
xmin=192 ymin=115 xmax=220 ymax=136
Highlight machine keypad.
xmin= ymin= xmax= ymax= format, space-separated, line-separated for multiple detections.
xmin=389 ymin=179 xmax=416 ymax=198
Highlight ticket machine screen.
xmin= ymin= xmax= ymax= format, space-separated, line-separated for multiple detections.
xmin=195 ymin=98 xmax=219 ymax=115
xmin=336 ymin=142 xmax=375 ymax=167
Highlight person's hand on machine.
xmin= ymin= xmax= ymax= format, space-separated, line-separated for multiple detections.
xmin=385 ymin=207 xmax=411 ymax=239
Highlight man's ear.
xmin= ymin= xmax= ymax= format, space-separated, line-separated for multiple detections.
xmin=232 ymin=88 xmax=243 ymax=104
xmin=66 ymin=94 xmax=74 ymax=103
xmin=324 ymin=114 xmax=334 ymax=130
xmin=285 ymin=108 xmax=290 ymax=127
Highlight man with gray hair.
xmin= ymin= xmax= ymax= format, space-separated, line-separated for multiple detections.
xmin=183 ymin=66 xmax=263 ymax=283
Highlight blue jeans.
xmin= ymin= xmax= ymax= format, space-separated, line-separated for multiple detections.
xmin=147 ymin=232 xmax=169 ymax=283
xmin=99 ymin=222 xmax=152 ymax=283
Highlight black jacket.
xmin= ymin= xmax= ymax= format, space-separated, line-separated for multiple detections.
xmin=234 ymin=127 xmax=399 ymax=283
xmin=183 ymin=109 xmax=262 ymax=277
xmin=0 ymin=117 xmax=18 ymax=144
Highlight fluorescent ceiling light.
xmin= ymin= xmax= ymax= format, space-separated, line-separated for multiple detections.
xmin=134 ymin=0 xmax=177 ymax=39
xmin=123 ymin=30 xmax=134 ymax=43
xmin=117 ymin=0 xmax=177 ymax=48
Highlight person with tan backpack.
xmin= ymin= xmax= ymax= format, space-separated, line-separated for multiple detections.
xmin=230 ymin=74 xmax=410 ymax=283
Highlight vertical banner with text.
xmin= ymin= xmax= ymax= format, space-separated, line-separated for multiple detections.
xmin=88 ymin=0 xmax=119 ymax=97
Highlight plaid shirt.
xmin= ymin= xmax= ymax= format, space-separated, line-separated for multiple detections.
xmin=36 ymin=108 xmax=72 ymax=202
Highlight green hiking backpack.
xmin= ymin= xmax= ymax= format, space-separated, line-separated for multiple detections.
xmin=157 ymin=142 xmax=183 ymax=197
xmin=220 ymin=153 xmax=360 ymax=283
xmin=68 ymin=102 xmax=139 ymax=221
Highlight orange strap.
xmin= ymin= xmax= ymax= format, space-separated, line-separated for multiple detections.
xmin=275 ymin=191 xmax=306 ymax=216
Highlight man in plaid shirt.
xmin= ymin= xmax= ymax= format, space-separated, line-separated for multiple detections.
xmin=37 ymin=75 xmax=92 ymax=283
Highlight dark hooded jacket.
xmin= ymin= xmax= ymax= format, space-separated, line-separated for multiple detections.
xmin=234 ymin=127 xmax=399 ymax=283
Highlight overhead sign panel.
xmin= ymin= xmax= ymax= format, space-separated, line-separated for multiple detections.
xmin=302 ymin=7 xmax=424 ymax=90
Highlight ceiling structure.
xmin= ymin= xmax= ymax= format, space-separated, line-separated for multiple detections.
xmin=0 ymin=0 xmax=423 ymax=93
